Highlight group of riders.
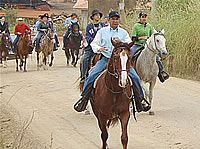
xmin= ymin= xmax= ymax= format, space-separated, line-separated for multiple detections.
xmin=74 ymin=10 xmax=169 ymax=113
xmin=0 ymin=9 xmax=169 ymax=113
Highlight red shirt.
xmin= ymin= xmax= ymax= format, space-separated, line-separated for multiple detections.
xmin=14 ymin=23 xmax=31 ymax=35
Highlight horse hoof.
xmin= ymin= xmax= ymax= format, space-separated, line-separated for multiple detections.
xmin=3 ymin=65 xmax=7 ymax=68
xmin=0 ymin=64 xmax=3 ymax=67
xmin=49 ymin=63 xmax=53 ymax=67
xmin=24 ymin=70 xmax=27 ymax=72
xmin=149 ymin=111 xmax=155 ymax=115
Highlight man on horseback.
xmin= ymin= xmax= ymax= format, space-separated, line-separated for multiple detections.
xmin=74 ymin=11 xmax=151 ymax=113
xmin=62 ymin=13 xmax=78 ymax=50
xmin=81 ymin=9 xmax=106 ymax=83
xmin=13 ymin=18 xmax=32 ymax=54
xmin=131 ymin=12 xmax=169 ymax=82
xmin=34 ymin=14 xmax=52 ymax=52
xmin=0 ymin=16 xmax=13 ymax=54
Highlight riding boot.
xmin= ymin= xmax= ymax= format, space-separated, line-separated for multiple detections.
xmin=157 ymin=60 xmax=169 ymax=83
xmin=74 ymin=86 xmax=93 ymax=112
xmin=132 ymin=85 xmax=151 ymax=112
xmin=135 ymin=97 xmax=151 ymax=112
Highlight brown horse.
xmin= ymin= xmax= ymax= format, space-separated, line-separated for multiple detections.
xmin=15 ymin=30 xmax=31 ymax=72
xmin=64 ymin=22 xmax=83 ymax=67
xmin=91 ymin=40 xmax=134 ymax=149
xmin=0 ymin=32 xmax=11 ymax=68
xmin=37 ymin=28 xmax=54 ymax=70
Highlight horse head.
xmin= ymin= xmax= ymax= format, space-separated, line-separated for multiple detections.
xmin=146 ymin=29 xmax=168 ymax=58
xmin=1 ymin=32 xmax=10 ymax=48
xmin=23 ymin=30 xmax=31 ymax=43
xmin=71 ymin=22 xmax=80 ymax=37
xmin=108 ymin=38 xmax=134 ymax=88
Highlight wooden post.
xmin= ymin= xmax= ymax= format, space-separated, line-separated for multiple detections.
xmin=119 ymin=0 xmax=126 ymax=23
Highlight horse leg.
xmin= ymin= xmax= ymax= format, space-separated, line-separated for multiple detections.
xmin=2 ymin=51 xmax=7 ymax=68
xmin=0 ymin=50 xmax=2 ymax=66
xmin=71 ymin=49 xmax=75 ymax=66
xmin=15 ymin=55 xmax=19 ymax=72
xmin=97 ymin=117 xmax=109 ymax=149
xmin=65 ymin=49 xmax=70 ymax=65
xmin=24 ymin=57 xmax=27 ymax=72
xmin=20 ymin=58 xmax=23 ymax=71
xmin=149 ymin=79 xmax=156 ymax=115
xmin=73 ymin=49 xmax=79 ymax=67
xmin=37 ymin=52 xmax=40 ymax=70
xmin=119 ymin=112 xmax=130 ymax=149
xmin=49 ymin=53 xmax=54 ymax=67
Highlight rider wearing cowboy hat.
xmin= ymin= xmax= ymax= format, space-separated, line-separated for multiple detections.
xmin=81 ymin=9 xmax=105 ymax=83
xmin=34 ymin=13 xmax=52 ymax=52
xmin=13 ymin=18 xmax=31 ymax=54
xmin=131 ymin=12 xmax=169 ymax=82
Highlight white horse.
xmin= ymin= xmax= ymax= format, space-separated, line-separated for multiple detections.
xmin=136 ymin=29 xmax=168 ymax=115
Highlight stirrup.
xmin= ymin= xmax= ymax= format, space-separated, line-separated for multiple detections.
xmin=74 ymin=97 xmax=89 ymax=112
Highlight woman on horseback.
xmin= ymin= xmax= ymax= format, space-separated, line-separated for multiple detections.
xmin=34 ymin=14 xmax=52 ymax=52
xmin=131 ymin=12 xmax=169 ymax=82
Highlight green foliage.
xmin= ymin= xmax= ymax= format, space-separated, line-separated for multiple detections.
xmin=123 ymin=0 xmax=200 ymax=80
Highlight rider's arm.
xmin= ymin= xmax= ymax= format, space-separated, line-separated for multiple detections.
xmin=85 ymin=24 xmax=94 ymax=45
xmin=64 ymin=18 xmax=70 ymax=28
xmin=91 ymin=29 xmax=103 ymax=53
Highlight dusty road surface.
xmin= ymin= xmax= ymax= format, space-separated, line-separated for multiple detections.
xmin=1 ymin=49 xmax=200 ymax=149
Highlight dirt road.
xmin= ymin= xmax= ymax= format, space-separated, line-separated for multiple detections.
xmin=1 ymin=49 xmax=200 ymax=149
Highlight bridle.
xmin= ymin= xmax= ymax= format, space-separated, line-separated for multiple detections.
xmin=147 ymin=32 xmax=166 ymax=55
xmin=105 ymin=46 xmax=132 ymax=99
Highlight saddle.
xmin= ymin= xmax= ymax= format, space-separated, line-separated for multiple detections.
xmin=132 ymin=46 xmax=145 ymax=68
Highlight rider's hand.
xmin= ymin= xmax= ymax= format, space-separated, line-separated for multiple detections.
xmin=17 ymin=32 xmax=22 ymax=35
xmin=40 ymin=29 xmax=47 ymax=32
xmin=2 ymin=31 xmax=5 ymax=34
xmin=98 ymin=47 xmax=106 ymax=52
xmin=139 ymin=36 xmax=148 ymax=40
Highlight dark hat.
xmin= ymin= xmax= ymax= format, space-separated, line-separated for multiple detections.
xmin=108 ymin=11 xmax=120 ymax=19
xmin=71 ymin=13 xmax=78 ymax=17
xmin=41 ymin=13 xmax=49 ymax=19
xmin=90 ymin=9 xmax=103 ymax=20
xmin=139 ymin=12 xmax=147 ymax=17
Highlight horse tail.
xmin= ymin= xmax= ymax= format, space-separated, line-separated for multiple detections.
xmin=107 ymin=116 xmax=119 ymax=128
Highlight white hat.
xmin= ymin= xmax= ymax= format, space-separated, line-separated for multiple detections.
xmin=17 ymin=18 xmax=23 ymax=21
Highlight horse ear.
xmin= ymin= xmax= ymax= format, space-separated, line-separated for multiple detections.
xmin=111 ymin=38 xmax=118 ymax=47
xmin=153 ymin=28 xmax=157 ymax=34
xmin=160 ymin=29 xmax=165 ymax=34
xmin=128 ymin=42 xmax=134 ymax=49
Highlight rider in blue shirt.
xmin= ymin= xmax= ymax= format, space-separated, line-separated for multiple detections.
xmin=81 ymin=9 xmax=105 ymax=82
xmin=74 ymin=11 xmax=151 ymax=113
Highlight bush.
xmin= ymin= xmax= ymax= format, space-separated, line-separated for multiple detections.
xmin=123 ymin=0 xmax=200 ymax=80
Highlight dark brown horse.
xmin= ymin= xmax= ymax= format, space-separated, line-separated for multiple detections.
xmin=0 ymin=32 xmax=11 ymax=68
xmin=91 ymin=40 xmax=134 ymax=149
xmin=15 ymin=30 xmax=31 ymax=72
xmin=64 ymin=22 xmax=83 ymax=67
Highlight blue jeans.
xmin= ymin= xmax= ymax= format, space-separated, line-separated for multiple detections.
xmin=35 ymin=32 xmax=44 ymax=50
xmin=131 ymin=44 xmax=142 ymax=57
xmin=81 ymin=46 xmax=95 ymax=79
xmin=81 ymin=55 xmax=144 ymax=99
xmin=13 ymin=36 xmax=20 ymax=53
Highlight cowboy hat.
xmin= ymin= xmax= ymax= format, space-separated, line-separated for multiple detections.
xmin=90 ymin=9 xmax=103 ymax=20
xmin=16 ymin=18 xmax=23 ymax=21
